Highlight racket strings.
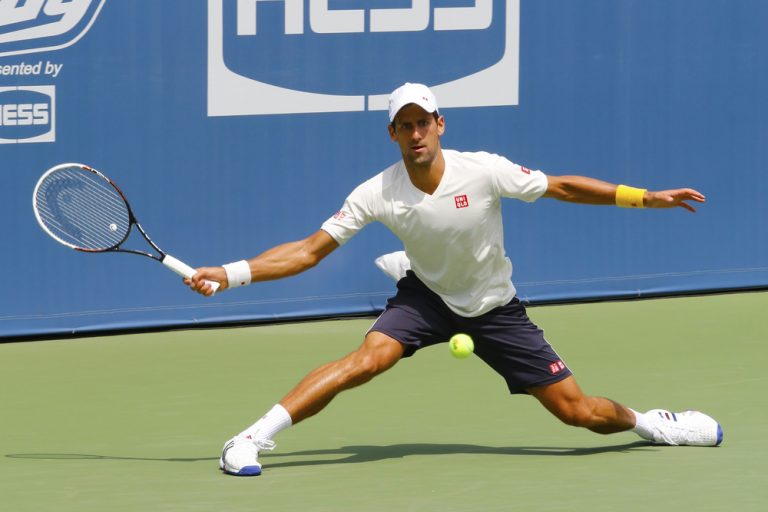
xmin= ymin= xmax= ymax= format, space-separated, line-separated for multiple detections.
xmin=35 ymin=167 xmax=131 ymax=251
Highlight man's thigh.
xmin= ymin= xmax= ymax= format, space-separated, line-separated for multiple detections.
xmin=462 ymin=299 xmax=573 ymax=394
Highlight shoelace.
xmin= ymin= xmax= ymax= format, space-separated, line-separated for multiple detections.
xmin=652 ymin=413 xmax=704 ymax=446
xmin=652 ymin=427 xmax=679 ymax=446
xmin=254 ymin=439 xmax=276 ymax=452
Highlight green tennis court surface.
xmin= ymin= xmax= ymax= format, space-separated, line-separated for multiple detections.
xmin=2 ymin=292 xmax=766 ymax=511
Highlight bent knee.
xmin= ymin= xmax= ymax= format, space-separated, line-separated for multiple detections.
xmin=339 ymin=346 xmax=401 ymax=385
xmin=345 ymin=352 xmax=385 ymax=381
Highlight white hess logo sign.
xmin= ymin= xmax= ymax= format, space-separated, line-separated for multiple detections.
xmin=237 ymin=0 xmax=495 ymax=34
xmin=0 ymin=0 xmax=106 ymax=57
xmin=0 ymin=85 xmax=55 ymax=144
xmin=208 ymin=0 xmax=520 ymax=116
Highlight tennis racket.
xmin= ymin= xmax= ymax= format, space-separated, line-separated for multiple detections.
xmin=32 ymin=162 xmax=219 ymax=293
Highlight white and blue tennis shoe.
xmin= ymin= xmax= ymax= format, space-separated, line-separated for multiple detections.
xmin=643 ymin=409 xmax=723 ymax=446
xmin=219 ymin=436 xmax=276 ymax=476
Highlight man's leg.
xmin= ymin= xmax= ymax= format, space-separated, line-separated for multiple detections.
xmin=526 ymin=376 xmax=635 ymax=434
xmin=220 ymin=331 xmax=405 ymax=476
xmin=279 ymin=331 xmax=406 ymax=423
xmin=526 ymin=376 xmax=723 ymax=446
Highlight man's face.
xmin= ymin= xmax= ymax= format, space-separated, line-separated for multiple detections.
xmin=388 ymin=104 xmax=445 ymax=168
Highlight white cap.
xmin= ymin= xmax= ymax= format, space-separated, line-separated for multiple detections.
xmin=388 ymin=82 xmax=439 ymax=122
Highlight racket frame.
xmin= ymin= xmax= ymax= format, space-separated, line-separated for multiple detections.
xmin=34 ymin=163 xmax=164 ymax=259
xmin=33 ymin=162 xmax=217 ymax=290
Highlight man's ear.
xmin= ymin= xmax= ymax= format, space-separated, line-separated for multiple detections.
xmin=388 ymin=123 xmax=397 ymax=141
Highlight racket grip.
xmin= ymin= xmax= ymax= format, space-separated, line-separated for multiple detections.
xmin=163 ymin=254 xmax=221 ymax=294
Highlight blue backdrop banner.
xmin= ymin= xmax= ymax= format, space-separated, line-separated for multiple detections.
xmin=2 ymin=1 xmax=766 ymax=338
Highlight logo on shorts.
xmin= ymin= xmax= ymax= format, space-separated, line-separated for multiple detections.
xmin=454 ymin=195 xmax=469 ymax=209
xmin=549 ymin=360 xmax=566 ymax=375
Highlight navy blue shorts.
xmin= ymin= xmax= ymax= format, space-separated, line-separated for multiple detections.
xmin=369 ymin=271 xmax=572 ymax=394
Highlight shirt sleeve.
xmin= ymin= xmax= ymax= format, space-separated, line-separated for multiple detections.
xmin=320 ymin=182 xmax=375 ymax=246
xmin=491 ymin=155 xmax=548 ymax=202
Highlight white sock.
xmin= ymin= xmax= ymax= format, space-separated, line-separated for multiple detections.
xmin=630 ymin=408 xmax=654 ymax=440
xmin=238 ymin=404 xmax=293 ymax=442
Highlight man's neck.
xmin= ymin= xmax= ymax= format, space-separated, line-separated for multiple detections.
xmin=403 ymin=150 xmax=446 ymax=195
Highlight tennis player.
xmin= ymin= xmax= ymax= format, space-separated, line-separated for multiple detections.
xmin=188 ymin=83 xmax=722 ymax=476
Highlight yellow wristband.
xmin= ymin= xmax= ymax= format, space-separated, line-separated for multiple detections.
xmin=615 ymin=185 xmax=647 ymax=208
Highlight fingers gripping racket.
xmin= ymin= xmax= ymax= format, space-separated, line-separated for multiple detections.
xmin=32 ymin=163 xmax=219 ymax=293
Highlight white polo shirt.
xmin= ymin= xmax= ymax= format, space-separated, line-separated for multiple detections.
xmin=321 ymin=149 xmax=548 ymax=317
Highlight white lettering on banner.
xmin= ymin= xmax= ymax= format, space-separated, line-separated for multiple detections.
xmin=236 ymin=0 xmax=490 ymax=35
xmin=238 ymin=0 xmax=304 ymax=35
xmin=0 ymin=85 xmax=55 ymax=144
xmin=209 ymin=0 xmax=519 ymax=116
xmin=0 ymin=102 xmax=49 ymax=126
xmin=370 ymin=0 xmax=429 ymax=33
xmin=309 ymin=0 xmax=363 ymax=34
xmin=0 ymin=0 xmax=88 ymax=28
xmin=0 ymin=60 xmax=64 ymax=77
xmin=0 ymin=0 xmax=106 ymax=57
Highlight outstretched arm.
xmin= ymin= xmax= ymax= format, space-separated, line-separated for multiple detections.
xmin=543 ymin=175 xmax=706 ymax=212
xmin=187 ymin=229 xmax=340 ymax=296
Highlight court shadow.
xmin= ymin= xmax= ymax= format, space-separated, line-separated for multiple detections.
xmin=5 ymin=441 xmax=654 ymax=467
xmin=5 ymin=453 xmax=216 ymax=462
xmin=260 ymin=440 xmax=655 ymax=469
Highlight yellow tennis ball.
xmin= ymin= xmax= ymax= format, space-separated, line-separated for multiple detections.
xmin=449 ymin=333 xmax=474 ymax=359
